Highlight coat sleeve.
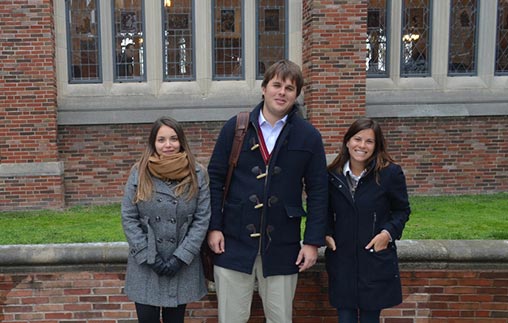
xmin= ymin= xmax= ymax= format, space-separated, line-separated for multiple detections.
xmin=207 ymin=117 xmax=236 ymax=231
xmin=381 ymin=164 xmax=411 ymax=240
xmin=121 ymin=167 xmax=149 ymax=264
xmin=302 ymin=129 xmax=328 ymax=247
xmin=173 ymin=166 xmax=211 ymax=264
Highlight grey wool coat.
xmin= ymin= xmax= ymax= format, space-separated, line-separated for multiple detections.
xmin=121 ymin=164 xmax=211 ymax=308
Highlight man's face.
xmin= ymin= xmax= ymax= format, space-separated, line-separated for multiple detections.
xmin=261 ymin=75 xmax=298 ymax=123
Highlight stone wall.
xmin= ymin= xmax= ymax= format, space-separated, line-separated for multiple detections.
xmin=1 ymin=240 xmax=507 ymax=322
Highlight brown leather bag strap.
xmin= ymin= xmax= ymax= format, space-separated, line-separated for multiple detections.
xmin=222 ymin=111 xmax=250 ymax=209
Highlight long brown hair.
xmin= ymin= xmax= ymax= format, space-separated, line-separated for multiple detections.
xmin=328 ymin=118 xmax=394 ymax=180
xmin=134 ymin=117 xmax=199 ymax=202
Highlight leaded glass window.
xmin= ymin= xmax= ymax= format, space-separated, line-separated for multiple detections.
xmin=213 ymin=0 xmax=243 ymax=79
xmin=448 ymin=0 xmax=478 ymax=75
xmin=113 ymin=0 xmax=145 ymax=82
xmin=401 ymin=0 xmax=431 ymax=77
xmin=495 ymin=0 xmax=508 ymax=75
xmin=257 ymin=0 xmax=287 ymax=79
xmin=163 ymin=0 xmax=194 ymax=80
xmin=367 ymin=0 xmax=389 ymax=77
xmin=66 ymin=0 xmax=101 ymax=83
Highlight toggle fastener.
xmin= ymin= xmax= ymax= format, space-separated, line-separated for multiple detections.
xmin=254 ymin=203 xmax=264 ymax=209
xmin=256 ymin=173 xmax=267 ymax=179
xmin=251 ymin=143 xmax=260 ymax=150
xmin=250 ymin=233 xmax=261 ymax=238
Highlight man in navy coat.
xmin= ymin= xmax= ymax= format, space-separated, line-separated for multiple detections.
xmin=207 ymin=59 xmax=328 ymax=323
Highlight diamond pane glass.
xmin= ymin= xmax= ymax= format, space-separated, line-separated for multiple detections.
xmin=495 ymin=0 xmax=508 ymax=75
xmin=401 ymin=0 xmax=431 ymax=76
xmin=367 ymin=0 xmax=388 ymax=77
xmin=66 ymin=0 xmax=101 ymax=83
xmin=163 ymin=0 xmax=194 ymax=80
xmin=257 ymin=0 xmax=286 ymax=79
xmin=113 ymin=0 xmax=145 ymax=82
xmin=213 ymin=0 xmax=243 ymax=79
xmin=448 ymin=0 xmax=478 ymax=75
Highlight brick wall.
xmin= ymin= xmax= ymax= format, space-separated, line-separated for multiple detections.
xmin=302 ymin=0 xmax=367 ymax=152
xmin=379 ymin=116 xmax=508 ymax=195
xmin=55 ymin=115 xmax=508 ymax=207
xmin=1 ymin=0 xmax=507 ymax=211
xmin=0 ymin=0 xmax=63 ymax=210
xmin=57 ymin=121 xmax=223 ymax=206
xmin=0 ymin=266 xmax=507 ymax=322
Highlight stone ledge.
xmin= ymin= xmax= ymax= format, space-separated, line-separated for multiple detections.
xmin=1 ymin=240 xmax=507 ymax=271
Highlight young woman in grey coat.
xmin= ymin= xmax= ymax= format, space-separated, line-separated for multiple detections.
xmin=325 ymin=118 xmax=411 ymax=323
xmin=121 ymin=116 xmax=211 ymax=323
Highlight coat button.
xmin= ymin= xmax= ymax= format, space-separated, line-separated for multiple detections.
xmin=169 ymin=238 xmax=176 ymax=243
xmin=172 ymin=200 xmax=177 ymax=205
xmin=170 ymin=218 xmax=176 ymax=223
xmin=157 ymin=198 xmax=162 ymax=202
xmin=157 ymin=238 xmax=163 ymax=243
xmin=156 ymin=216 xmax=161 ymax=222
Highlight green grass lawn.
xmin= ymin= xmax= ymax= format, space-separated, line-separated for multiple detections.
xmin=0 ymin=193 xmax=507 ymax=245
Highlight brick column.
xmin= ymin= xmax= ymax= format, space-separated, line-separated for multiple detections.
xmin=0 ymin=1 xmax=64 ymax=210
xmin=302 ymin=0 xmax=367 ymax=154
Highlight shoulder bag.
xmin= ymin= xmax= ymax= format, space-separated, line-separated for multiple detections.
xmin=201 ymin=111 xmax=249 ymax=281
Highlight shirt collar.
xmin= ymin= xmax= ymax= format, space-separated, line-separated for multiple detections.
xmin=343 ymin=160 xmax=367 ymax=182
xmin=259 ymin=109 xmax=288 ymax=127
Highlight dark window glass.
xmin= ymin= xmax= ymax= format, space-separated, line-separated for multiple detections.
xmin=448 ymin=0 xmax=478 ymax=75
xmin=367 ymin=0 xmax=389 ymax=77
xmin=401 ymin=0 xmax=431 ymax=77
xmin=66 ymin=0 xmax=101 ymax=83
xmin=113 ymin=0 xmax=145 ymax=82
xmin=163 ymin=0 xmax=194 ymax=80
xmin=213 ymin=0 xmax=243 ymax=79
xmin=495 ymin=0 xmax=508 ymax=75
xmin=257 ymin=0 xmax=286 ymax=79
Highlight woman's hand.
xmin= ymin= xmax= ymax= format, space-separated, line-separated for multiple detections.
xmin=325 ymin=235 xmax=336 ymax=251
xmin=365 ymin=230 xmax=390 ymax=252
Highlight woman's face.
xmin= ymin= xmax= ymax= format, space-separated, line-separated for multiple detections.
xmin=346 ymin=128 xmax=375 ymax=167
xmin=155 ymin=125 xmax=181 ymax=157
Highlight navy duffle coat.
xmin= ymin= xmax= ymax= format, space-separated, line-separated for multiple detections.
xmin=325 ymin=161 xmax=410 ymax=310
xmin=207 ymin=103 xmax=328 ymax=277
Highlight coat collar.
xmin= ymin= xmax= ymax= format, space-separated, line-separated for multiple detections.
xmin=329 ymin=169 xmax=355 ymax=204
xmin=148 ymin=166 xmax=201 ymax=198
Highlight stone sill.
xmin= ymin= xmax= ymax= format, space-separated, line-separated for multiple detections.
xmin=1 ymin=240 xmax=507 ymax=272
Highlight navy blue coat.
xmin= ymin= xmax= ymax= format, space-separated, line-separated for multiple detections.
xmin=208 ymin=102 xmax=328 ymax=277
xmin=325 ymin=162 xmax=410 ymax=310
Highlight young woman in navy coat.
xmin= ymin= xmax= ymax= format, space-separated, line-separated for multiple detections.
xmin=325 ymin=118 xmax=411 ymax=323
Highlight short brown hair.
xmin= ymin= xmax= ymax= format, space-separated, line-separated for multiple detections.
xmin=261 ymin=60 xmax=304 ymax=97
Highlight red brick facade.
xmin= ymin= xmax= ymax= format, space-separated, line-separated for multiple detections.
xmin=0 ymin=267 xmax=507 ymax=322
xmin=1 ymin=0 xmax=507 ymax=211
xmin=0 ymin=1 xmax=64 ymax=210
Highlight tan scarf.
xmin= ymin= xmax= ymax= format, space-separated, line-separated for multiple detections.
xmin=148 ymin=152 xmax=190 ymax=182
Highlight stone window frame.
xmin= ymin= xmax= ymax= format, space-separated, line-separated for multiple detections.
xmin=367 ymin=0 xmax=508 ymax=118
xmin=54 ymin=1 xmax=300 ymax=125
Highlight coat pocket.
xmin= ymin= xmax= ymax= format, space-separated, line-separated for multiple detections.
xmin=222 ymin=201 xmax=243 ymax=239
xmin=366 ymin=246 xmax=400 ymax=282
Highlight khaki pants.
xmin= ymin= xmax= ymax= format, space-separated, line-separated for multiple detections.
xmin=214 ymin=255 xmax=298 ymax=323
